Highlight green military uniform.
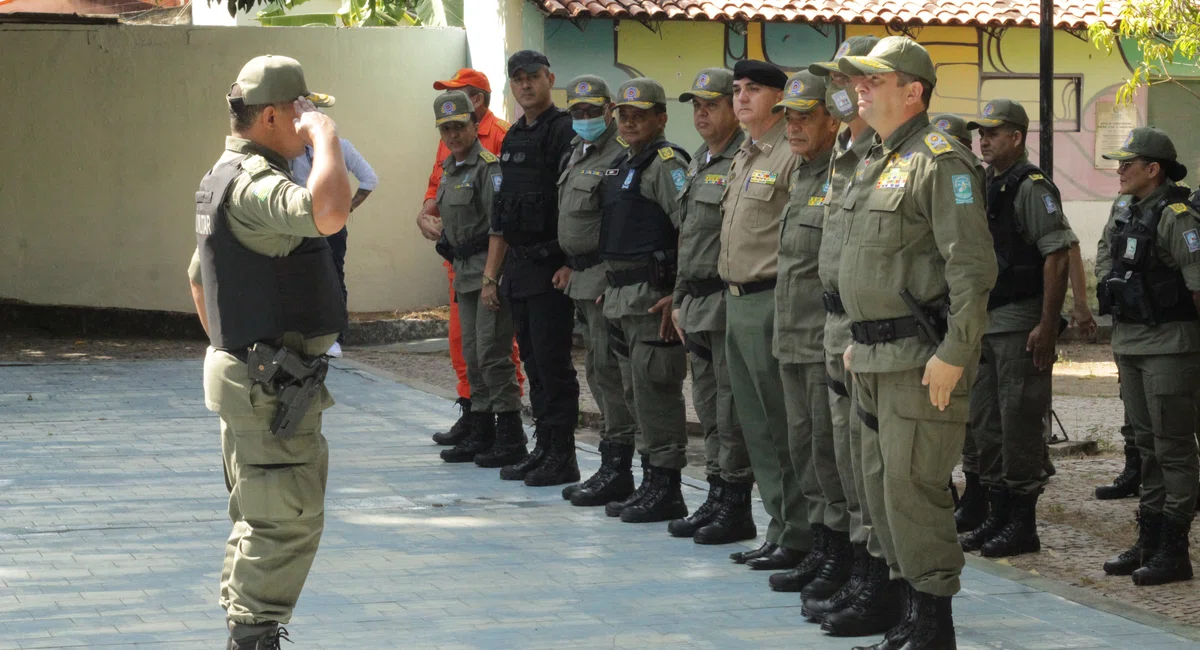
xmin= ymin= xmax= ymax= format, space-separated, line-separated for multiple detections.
xmin=673 ymin=70 xmax=752 ymax=485
xmin=187 ymin=56 xmax=341 ymax=640
xmin=433 ymin=92 xmax=521 ymax=418
xmin=809 ymin=35 xmax=880 ymax=557
xmin=603 ymin=79 xmax=691 ymax=472
xmin=1097 ymin=129 xmax=1200 ymax=528
xmin=964 ymin=101 xmax=1076 ymax=502
xmin=839 ymin=39 xmax=996 ymax=598
xmin=772 ymin=73 xmax=844 ymax=536
xmin=720 ymin=61 xmax=812 ymax=556
xmin=556 ymin=77 xmax=638 ymax=452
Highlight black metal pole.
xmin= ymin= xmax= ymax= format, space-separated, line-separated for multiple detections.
xmin=1040 ymin=0 xmax=1054 ymax=178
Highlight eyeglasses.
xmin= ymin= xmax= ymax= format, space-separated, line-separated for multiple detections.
xmin=569 ymin=105 xmax=606 ymax=119
xmin=1117 ymin=159 xmax=1148 ymax=173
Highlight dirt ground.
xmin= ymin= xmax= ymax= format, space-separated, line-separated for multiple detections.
xmin=3 ymin=330 xmax=1197 ymax=627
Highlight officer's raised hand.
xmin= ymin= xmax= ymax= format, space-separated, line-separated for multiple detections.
xmin=923 ymin=355 xmax=964 ymax=411
xmin=293 ymin=96 xmax=339 ymax=143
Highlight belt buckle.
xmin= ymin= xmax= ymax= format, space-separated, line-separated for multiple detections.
xmin=729 ymin=284 xmax=743 ymax=297
xmin=877 ymin=320 xmax=895 ymax=341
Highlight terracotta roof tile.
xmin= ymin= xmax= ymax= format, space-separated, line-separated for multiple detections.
xmin=532 ymin=0 xmax=1119 ymax=29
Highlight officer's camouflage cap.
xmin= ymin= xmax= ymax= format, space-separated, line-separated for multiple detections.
xmin=773 ymin=71 xmax=827 ymax=114
xmin=433 ymin=90 xmax=473 ymax=125
xmin=933 ymin=114 xmax=972 ymax=145
xmin=1103 ymin=126 xmax=1188 ymax=180
xmin=967 ymin=99 xmax=1029 ymax=130
xmin=230 ymin=55 xmax=334 ymax=107
xmin=809 ymin=36 xmax=880 ymax=76
xmin=680 ymin=68 xmax=734 ymax=102
xmin=567 ymin=75 xmax=612 ymax=108
xmin=838 ymin=36 xmax=937 ymax=88
xmin=615 ymin=78 xmax=667 ymax=110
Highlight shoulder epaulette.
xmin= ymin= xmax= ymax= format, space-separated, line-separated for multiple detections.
xmin=1168 ymin=203 xmax=1190 ymax=215
xmin=479 ymin=150 xmax=498 ymax=164
xmin=494 ymin=118 xmax=511 ymax=131
xmin=924 ymin=132 xmax=953 ymax=156
xmin=617 ymin=136 xmax=630 ymax=148
xmin=658 ymin=147 xmax=675 ymax=161
xmin=242 ymin=155 xmax=273 ymax=178
xmin=1028 ymin=173 xmax=1046 ymax=182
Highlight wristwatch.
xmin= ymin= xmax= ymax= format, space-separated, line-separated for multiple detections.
xmin=482 ymin=274 xmax=498 ymax=287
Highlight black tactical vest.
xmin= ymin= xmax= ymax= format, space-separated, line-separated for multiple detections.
xmin=599 ymin=142 xmax=690 ymax=262
xmin=195 ymin=155 xmax=348 ymax=351
xmin=985 ymin=162 xmax=1051 ymax=310
xmin=494 ymin=108 xmax=572 ymax=245
xmin=1101 ymin=186 xmax=1198 ymax=325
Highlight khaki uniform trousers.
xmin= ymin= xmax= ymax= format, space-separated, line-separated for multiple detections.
xmin=688 ymin=329 xmax=754 ymax=483
xmin=609 ymin=314 xmax=689 ymax=469
xmin=577 ymin=298 xmax=637 ymax=447
xmin=781 ymin=362 xmax=846 ymax=532
xmin=457 ymin=289 xmax=521 ymax=413
xmin=826 ymin=353 xmax=875 ymax=549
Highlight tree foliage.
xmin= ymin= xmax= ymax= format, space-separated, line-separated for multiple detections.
xmin=210 ymin=0 xmax=463 ymax=27
xmin=1089 ymin=0 xmax=1200 ymax=103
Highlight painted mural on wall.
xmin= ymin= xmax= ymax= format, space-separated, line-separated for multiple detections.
xmin=544 ymin=18 xmax=1153 ymax=202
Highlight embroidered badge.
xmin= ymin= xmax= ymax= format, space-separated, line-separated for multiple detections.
xmin=579 ymin=169 xmax=605 ymax=177
xmin=1186 ymin=229 xmax=1200 ymax=253
xmin=821 ymin=181 xmax=830 ymax=194
xmin=1123 ymin=131 xmax=1134 ymax=147
xmin=658 ymin=148 xmax=676 ymax=161
xmin=479 ymin=150 xmax=498 ymax=164
xmin=876 ymin=170 xmax=909 ymax=190
xmin=622 ymin=169 xmax=636 ymax=189
xmin=575 ymin=81 xmax=592 ymax=95
xmin=832 ymin=90 xmax=854 ymax=114
xmin=807 ymin=196 xmax=826 ymax=206
xmin=935 ymin=118 xmax=951 ymax=130
xmin=925 ymin=133 xmax=953 ymax=155
xmin=492 ymin=175 xmax=502 ymax=192
xmin=441 ymin=101 xmax=455 ymax=115
xmin=1124 ymin=238 xmax=1138 ymax=260
xmin=952 ymin=174 xmax=974 ymax=204
xmin=788 ymin=78 xmax=805 ymax=97
xmin=854 ymin=57 xmax=891 ymax=70
xmin=502 ymin=152 xmax=511 ymax=161
xmin=514 ymin=152 xmax=526 ymax=163
xmin=624 ymin=86 xmax=641 ymax=101
xmin=604 ymin=169 xmax=621 ymax=176
xmin=250 ymin=179 xmax=273 ymax=202
xmin=835 ymin=41 xmax=851 ymax=59
xmin=453 ymin=181 xmax=474 ymax=189
xmin=749 ymin=169 xmax=779 ymax=185
xmin=983 ymin=103 xmax=995 ymax=117
xmin=672 ymin=168 xmax=687 ymax=192
xmin=696 ymin=72 xmax=710 ymax=88
xmin=704 ymin=174 xmax=728 ymax=185
xmin=1169 ymin=203 xmax=1189 ymax=215
xmin=1117 ymin=198 xmax=1129 ymax=208
xmin=1028 ymin=173 xmax=1045 ymax=182
xmin=1042 ymin=194 xmax=1057 ymax=214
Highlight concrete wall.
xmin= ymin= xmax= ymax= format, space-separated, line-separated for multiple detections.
xmin=0 ymin=24 xmax=467 ymax=313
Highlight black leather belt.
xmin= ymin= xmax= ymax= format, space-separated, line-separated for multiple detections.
xmin=223 ymin=348 xmax=251 ymax=363
xmin=508 ymin=240 xmax=562 ymax=260
xmin=606 ymin=266 xmax=652 ymax=288
xmin=453 ymin=234 xmax=490 ymax=260
xmin=681 ymin=277 xmax=725 ymax=299
xmin=725 ymin=278 xmax=776 ymax=297
xmin=567 ymin=251 xmax=602 ymax=271
xmin=822 ymin=291 xmax=845 ymax=315
xmin=849 ymin=316 xmax=924 ymax=345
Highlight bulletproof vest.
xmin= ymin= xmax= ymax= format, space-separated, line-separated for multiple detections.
xmin=195 ymin=155 xmax=348 ymax=351
xmin=599 ymin=142 xmax=690 ymax=262
xmin=985 ymin=162 xmax=1051 ymax=310
xmin=1101 ymin=186 xmax=1198 ymax=325
xmin=494 ymin=109 xmax=572 ymax=245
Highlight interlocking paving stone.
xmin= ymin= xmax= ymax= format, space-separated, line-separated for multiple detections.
xmin=0 ymin=361 xmax=1196 ymax=649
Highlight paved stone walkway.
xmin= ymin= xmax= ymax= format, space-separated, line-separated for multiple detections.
xmin=1 ymin=360 xmax=1196 ymax=649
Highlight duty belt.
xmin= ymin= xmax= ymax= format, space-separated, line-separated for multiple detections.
xmin=849 ymin=315 xmax=925 ymax=345
xmin=725 ymin=278 xmax=776 ymax=297
xmin=822 ymin=292 xmax=845 ymax=315
xmin=452 ymin=234 xmax=490 ymax=260
xmin=681 ymin=277 xmax=725 ymax=299
xmin=566 ymin=250 xmax=602 ymax=271
xmin=606 ymin=266 xmax=652 ymax=288
xmin=507 ymin=240 xmax=562 ymax=261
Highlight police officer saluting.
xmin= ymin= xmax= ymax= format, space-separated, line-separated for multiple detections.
xmin=599 ymin=78 xmax=694 ymax=524
xmin=667 ymin=68 xmax=757 ymax=544
xmin=555 ymin=76 xmax=642 ymax=507
xmin=956 ymin=99 xmax=1076 ymax=559
xmin=429 ymin=90 xmax=523 ymax=467
xmin=491 ymin=50 xmax=582 ymax=487
xmin=1096 ymin=127 xmax=1200 ymax=587
xmin=187 ymin=55 xmax=349 ymax=649
xmin=838 ymin=37 xmax=996 ymax=647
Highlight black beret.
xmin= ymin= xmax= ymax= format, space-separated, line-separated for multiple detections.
xmin=733 ymin=59 xmax=787 ymax=90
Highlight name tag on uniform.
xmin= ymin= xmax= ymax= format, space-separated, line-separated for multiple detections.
xmin=454 ymin=181 xmax=474 ymax=189
xmin=704 ymin=174 xmax=728 ymax=185
xmin=749 ymin=169 xmax=778 ymax=185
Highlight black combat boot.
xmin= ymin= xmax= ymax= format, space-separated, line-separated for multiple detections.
xmin=499 ymin=421 xmax=549 ymax=480
xmin=524 ymin=427 xmax=581 ymax=487
xmin=668 ymin=475 xmax=725 ymax=537
xmin=439 ymin=411 xmax=494 ymax=463
xmin=730 ymin=541 xmax=778 ymax=564
xmin=228 ymin=621 xmax=290 ymax=650
xmin=981 ymin=490 xmax=1042 ymax=557
xmin=474 ymin=411 xmax=527 ymax=468
xmin=1095 ymin=444 xmax=1141 ymax=500
xmin=620 ymin=465 xmax=688 ymax=523
xmin=842 ymin=576 xmax=911 ymax=645
xmin=958 ymin=487 xmax=1009 ymax=552
xmin=953 ymin=472 xmax=987 ymax=533
xmin=432 ymin=397 xmax=471 ymax=446
xmin=802 ymin=527 xmax=854 ymax=601
xmin=694 ymin=480 xmax=758 ymax=545
xmin=606 ymin=455 xmax=652 ymax=517
xmin=768 ymin=523 xmax=827 ymax=592
xmin=1104 ymin=507 xmax=1162 ymax=575
xmin=890 ymin=590 xmax=956 ymax=650
xmin=1132 ymin=513 xmax=1194 ymax=586
xmin=571 ymin=441 xmax=636 ymax=506
xmin=803 ymin=542 xmax=868 ymax=623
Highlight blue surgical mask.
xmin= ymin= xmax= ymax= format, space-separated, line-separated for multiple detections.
xmin=573 ymin=117 xmax=607 ymax=142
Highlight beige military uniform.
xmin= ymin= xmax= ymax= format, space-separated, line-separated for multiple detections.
xmin=840 ymin=114 xmax=996 ymax=597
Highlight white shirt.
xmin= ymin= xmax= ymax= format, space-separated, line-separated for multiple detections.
xmin=291 ymin=138 xmax=379 ymax=190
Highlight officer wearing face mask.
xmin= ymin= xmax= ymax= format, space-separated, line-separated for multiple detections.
xmin=555 ymin=76 xmax=642 ymax=508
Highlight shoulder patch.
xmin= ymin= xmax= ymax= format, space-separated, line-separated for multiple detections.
xmin=492 ymin=174 xmax=502 ymax=192
xmin=479 ymin=150 xmax=498 ymax=164
xmin=951 ymin=174 xmax=974 ymax=204
xmin=1042 ymin=194 xmax=1057 ymax=214
xmin=671 ymin=168 xmax=687 ymax=192
xmin=242 ymin=155 xmax=272 ymax=178
xmin=1185 ymin=229 xmax=1200 ymax=253
xmin=658 ymin=147 xmax=676 ymax=161
xmin=1169 ymin=203 xmax=1189 ymax=215
xmin=924 ymin=132 xmax=953 ymax=155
